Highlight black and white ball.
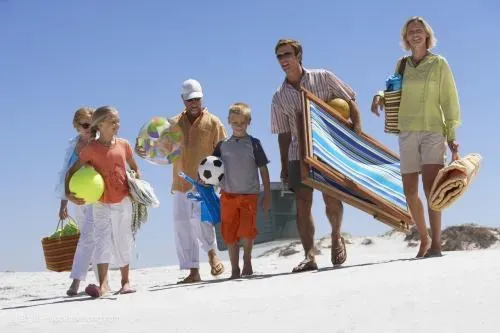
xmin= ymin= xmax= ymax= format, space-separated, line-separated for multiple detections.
xmin=198 ymin=156 xmax=224 ymax=186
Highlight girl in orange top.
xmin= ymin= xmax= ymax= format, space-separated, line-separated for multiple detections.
xmin=65 ymin=106 xmax=140 ymax=298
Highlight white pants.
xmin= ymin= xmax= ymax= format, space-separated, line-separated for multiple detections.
xmin=173 ymin=191 xmax=217 ymax=269
xmin=70 ymin=204 xmax=97 ymax=281
xmin=93 ymin=196 xmax=133 ymax=267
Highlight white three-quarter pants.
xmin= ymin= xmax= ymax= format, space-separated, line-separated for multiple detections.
xmin=92 ymin=196 xmax=133 ymax=267
xmin=69 ymin=203 xmax=98 ymax=281
xmin=173 ymin=191 xmax=217 ymax=269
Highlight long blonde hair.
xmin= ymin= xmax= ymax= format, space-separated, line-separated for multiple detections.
xmin=72 ymin=107 xmax=94 ymax=129
xmin=90 ymin=105 xmax=118 ymax=139
xmin=400 ymin=16 xmax=437 ymax=51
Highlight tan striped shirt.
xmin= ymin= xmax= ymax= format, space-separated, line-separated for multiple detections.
xmin=271 ymin=68 xmax=356 ymax=161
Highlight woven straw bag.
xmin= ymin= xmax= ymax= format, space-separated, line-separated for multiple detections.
xmin=41 ymin=217 xmax=80 ymax=272
xmin=383 ymin=57 xmax=408 ymax=134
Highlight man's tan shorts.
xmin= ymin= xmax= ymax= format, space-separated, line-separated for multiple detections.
xmin=398 ymin=131 xmax=447 ymax=174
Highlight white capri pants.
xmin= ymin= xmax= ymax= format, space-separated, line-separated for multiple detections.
xmin=70 ymin=204 xmax=98 ymax=281
xmin=173 ymin=191 xmax=217 ymax=270
xmin=92 ymin=196 xmax=134 ymax=267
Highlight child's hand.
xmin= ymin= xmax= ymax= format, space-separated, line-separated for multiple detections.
xmin=135 ymin=138 xmax=147 ymax=158
xmin=59 ymin=205 xmax=68 ymax=220
xmin=66 ymin=192 xmax=86 ymax=205
xmin=260 ymin=193 xmax=271 ymax=212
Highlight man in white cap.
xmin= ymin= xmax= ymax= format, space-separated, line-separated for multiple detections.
xmin=168 ymin=79 xmax=227 ymax=283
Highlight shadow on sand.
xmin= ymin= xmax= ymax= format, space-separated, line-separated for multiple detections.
xmin=2 ymin=256 xmax=425 ymax=310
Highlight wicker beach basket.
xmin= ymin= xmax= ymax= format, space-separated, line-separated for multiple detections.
xmin=41 ymin=218 xmax=80 ymax=272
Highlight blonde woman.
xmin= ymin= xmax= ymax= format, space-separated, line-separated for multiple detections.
xmin=371 ymin=17 xmax=461 ymax=258
xmin=55 ymin=107 xmax=98 ymax=295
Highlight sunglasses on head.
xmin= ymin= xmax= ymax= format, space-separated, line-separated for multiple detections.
xmin=79 ymin=123 xmax=91 ymax=129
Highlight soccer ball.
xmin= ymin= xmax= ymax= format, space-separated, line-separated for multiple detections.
xmin=198 ymin=156 xmax=224 ymax=186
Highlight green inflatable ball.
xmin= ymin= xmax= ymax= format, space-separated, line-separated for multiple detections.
xmin=62 ymin=219 xmax=79 ymax=236
xmin=69 ymin=166 xmax=104 ymax=203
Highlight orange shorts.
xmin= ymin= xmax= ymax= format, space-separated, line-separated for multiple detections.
xmin=220 ymin=192 xmax=259 ymax=244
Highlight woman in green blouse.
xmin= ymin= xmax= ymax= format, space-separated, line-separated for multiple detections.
xmin=371 ymin=17 xmax=461 ymax=258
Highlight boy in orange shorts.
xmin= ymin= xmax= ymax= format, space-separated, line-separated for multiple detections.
xmin=212 ymin=102 xmax=271 ymax=278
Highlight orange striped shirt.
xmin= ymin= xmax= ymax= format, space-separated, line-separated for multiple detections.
xmin=271 ymin=68 xmax=355 ymax=161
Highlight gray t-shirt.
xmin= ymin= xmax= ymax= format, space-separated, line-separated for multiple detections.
xmin=213 ymin=135 xmax=269 ymax=194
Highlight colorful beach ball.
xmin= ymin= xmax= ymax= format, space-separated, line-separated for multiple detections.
xmin=69 ymin=166 xmax=104 ymax=203
xmin=147 ymin=117 xmax=169 ymax=139
xmin=136 ymin=117 xmax=183 ymax=166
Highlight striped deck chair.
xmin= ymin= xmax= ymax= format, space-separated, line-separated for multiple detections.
xmin=298 ymin=88 xmax=413 ymax=232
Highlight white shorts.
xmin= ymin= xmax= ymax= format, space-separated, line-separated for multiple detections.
xmin=398 ymin=131 xmax=447 ymax=174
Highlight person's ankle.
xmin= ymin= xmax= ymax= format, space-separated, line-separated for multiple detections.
xmin=420 ymin=235 xmax=431 ymax=242
xmin=306 ymin=252 xmax=316 ymax=261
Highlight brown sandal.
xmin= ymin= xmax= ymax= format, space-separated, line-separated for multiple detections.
xmin=177 ymin=275 xmax=202 ymax=284
xmin=331 ymin=236 xmax=347 ymax=266
xmin=292 ymin=258 xmax=318 ymax=273
xmin=210 ymin=262 xmax=225 ymax=277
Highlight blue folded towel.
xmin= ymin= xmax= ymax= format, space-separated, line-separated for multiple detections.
xmin=385 ymin=74 xmax=402 ymax=92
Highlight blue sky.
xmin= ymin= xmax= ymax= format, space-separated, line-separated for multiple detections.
xmin=0 ymin=0 xmax=498 ymax=272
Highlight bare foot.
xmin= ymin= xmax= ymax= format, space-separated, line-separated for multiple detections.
xmin=119 ymin=280 xmax=136 ymax=294
xmin=241 ymin=262 xmax=253 ymax=277
xmin=66 ymin=279 xmax=80 ymax=296
xmin=424 ymin=248 xmax=443 ymax=258
xmin=416 ymin=236 xmax=432 ymax=258
xmin=229 ymin=268 xmax=241 ymax=279
xmin=177 ymin=273 xmax=202 ymax=284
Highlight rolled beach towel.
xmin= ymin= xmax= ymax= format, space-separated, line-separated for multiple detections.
xmin=429 ymin=153 xmax=482 ymax=211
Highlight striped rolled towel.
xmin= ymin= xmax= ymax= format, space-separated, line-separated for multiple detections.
xmin=429 ymin=153 xmax=482 ymax=211
xmin=383 ymin=90 xmax=401 ymax=134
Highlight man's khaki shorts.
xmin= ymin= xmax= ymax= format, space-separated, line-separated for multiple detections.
xmin=398 ymin=131 xmax=447 ymax=174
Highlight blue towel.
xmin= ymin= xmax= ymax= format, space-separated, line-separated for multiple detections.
xmin=385 ymin=74 xmax=402 ymax=92
xmin=178 ymin=172 xmax=221 ymax=225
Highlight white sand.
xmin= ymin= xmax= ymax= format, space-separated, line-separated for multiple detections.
xmin=1 ymin=235 xmax=498 ymax=333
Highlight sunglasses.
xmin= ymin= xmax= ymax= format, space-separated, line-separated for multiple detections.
xmin=79 ymin=123 xmax=91 ymax=129
xmin=276 ymin=51 xmax=293 ymax=60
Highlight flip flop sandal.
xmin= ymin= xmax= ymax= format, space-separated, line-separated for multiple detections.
xmin=331 ymin=236 xmax=347 ymax=266
xmin=85 ymin=284 xmax=101 ymax=298
xmin=176 ymin=276 xmax=202 ymax=284
xmin=210 ymin=262 xmax=225 ymax=277
xmin=292 ymin=259 xmax=318 ymax=273
xmin=66 ymin=288 xmax=78 ymax=297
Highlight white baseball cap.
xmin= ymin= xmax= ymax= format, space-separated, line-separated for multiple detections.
xmin=181 ymin=79 xmax=203 ymax=100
